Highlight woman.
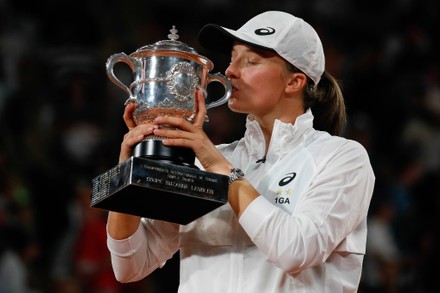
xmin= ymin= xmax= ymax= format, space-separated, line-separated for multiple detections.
xmin=106 ymin=10 xmax=375 ymax=292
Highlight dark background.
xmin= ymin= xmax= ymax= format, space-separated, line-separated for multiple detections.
xmin=1 ymin=0 xmax=439 ymax=292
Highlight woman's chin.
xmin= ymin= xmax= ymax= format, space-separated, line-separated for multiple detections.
xmin=228 ymin=100 xmax=247 ymax=114
xmin=228 ymin=98 xmax=238 ymax=109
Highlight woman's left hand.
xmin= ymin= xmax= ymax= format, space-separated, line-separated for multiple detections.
xmin=152 ymin=90 xmax=232 ymax=175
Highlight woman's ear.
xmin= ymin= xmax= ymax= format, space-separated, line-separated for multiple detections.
xmin=285 ymin=73 xmax=307 ymax=94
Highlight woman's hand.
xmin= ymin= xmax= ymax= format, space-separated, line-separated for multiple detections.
xmin=152 ymin=91 xmax=232 ymax=175
xmin=119 ymin=102 xmax=155 ymax=163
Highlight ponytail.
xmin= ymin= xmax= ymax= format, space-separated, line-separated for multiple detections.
xmin=304 ymin=71 xmax=346 ymax=136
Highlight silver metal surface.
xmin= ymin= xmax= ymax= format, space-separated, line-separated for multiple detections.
xmin=106 ymin=26 xmax=232 ymax=124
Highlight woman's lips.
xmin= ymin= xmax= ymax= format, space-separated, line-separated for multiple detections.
xmin=231 ymin=83 xmax=238 ymax=92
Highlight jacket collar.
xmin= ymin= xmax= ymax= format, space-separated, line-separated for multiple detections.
xmin=244 ymin=109 xmax=315 ymax=162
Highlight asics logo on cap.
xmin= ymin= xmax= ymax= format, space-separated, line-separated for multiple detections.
xmin=254 ymin=27 xmax=275 ymax=36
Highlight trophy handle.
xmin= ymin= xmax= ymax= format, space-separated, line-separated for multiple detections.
xmin=205 ymin=73 xmax=232 ymax=109
xmin=106 ymin=53 xmax=142 ymax=103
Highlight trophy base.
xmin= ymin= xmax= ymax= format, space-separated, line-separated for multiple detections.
xmin=90 ymin=156 xmax=229 ymax=225
xmin=134 ymin=138 xmax=196 ymax=168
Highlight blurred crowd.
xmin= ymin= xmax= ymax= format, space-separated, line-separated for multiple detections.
xmin=1 ymin=0 xmax=439 ymax=292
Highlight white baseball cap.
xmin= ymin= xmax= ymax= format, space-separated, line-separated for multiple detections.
xmin=198 ymin=10 xmax=325 ymax=85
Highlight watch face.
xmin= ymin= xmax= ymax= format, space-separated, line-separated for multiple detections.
xmin=229 ymin=168 xmax=244 ymax=183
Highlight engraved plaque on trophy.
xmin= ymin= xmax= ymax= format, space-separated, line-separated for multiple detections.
xmin=90 ymin=26 xmax=232 ymax=224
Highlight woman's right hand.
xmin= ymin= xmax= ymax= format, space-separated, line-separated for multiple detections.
xmin=119 ymin=102 xmax=155 ymax=163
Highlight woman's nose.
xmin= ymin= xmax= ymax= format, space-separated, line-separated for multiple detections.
xmin=225 ymin=62 xmax=237 ymax=79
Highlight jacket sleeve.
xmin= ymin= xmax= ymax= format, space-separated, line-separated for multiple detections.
xmin=106 ymin=218 xmax=180 ymax=282
xmin=239 ymin=140 xmax=375 ymax=274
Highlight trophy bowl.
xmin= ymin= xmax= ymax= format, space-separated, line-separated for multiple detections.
xmin=106 ymin=26 xmax=232 ymax=167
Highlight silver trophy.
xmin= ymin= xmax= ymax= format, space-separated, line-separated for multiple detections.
xmin=106 ymin=26 xmax=231 ymax=166
xmin=91 ymin=27 xmax=231 ymax=224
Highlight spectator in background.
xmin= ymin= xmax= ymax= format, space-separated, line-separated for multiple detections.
xmin=50 ymin=180 xmax=123 ymax=293
xmin=362 ymin=196 xmax=401 ymax=292
xmin=0 ymin=223 xmax=40 ymax=293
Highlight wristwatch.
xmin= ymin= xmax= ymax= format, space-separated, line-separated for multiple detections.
xmin=228 ymin=168 xmax=245 ymax=184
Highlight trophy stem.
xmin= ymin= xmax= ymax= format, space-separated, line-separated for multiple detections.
xmin=133 ymin=138 xmax=197 ymax=168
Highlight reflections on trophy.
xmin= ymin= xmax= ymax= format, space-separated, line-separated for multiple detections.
xmin=106 ymin=26 xmax=231 ymax=167
xmin=90 ymin=26 xmax=232 ymax=224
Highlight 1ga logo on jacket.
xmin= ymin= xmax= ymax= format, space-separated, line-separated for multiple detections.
xmin=259 ymin=148 xmax=315 ymax=215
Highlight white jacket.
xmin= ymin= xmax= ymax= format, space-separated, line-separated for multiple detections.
xmin=107 ymin=110 xmax=375 ymax=292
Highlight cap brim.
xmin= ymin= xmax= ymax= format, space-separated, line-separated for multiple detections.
xmin=198 ymin=24 xmax=275 ymax=54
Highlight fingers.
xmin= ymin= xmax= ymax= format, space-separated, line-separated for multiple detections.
xmin=153 ymin=125 xmax=205 ymax=151
xmin=124 ymin=125 xmax=153 ymax=145
xmin=193 ymin=90 xmax=207 ymax=127
xmin=119 ymin=124 xmax=154 ymax=162
xmin=153 ymin=116 xmax=191 ymax=134
xmin=119 ymin=92 xmax=208 ymax=162
xmin=123 ymin=102 xmax=137 ymax=130
xmin=152 ymin=115 xmax=201 ymax=146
